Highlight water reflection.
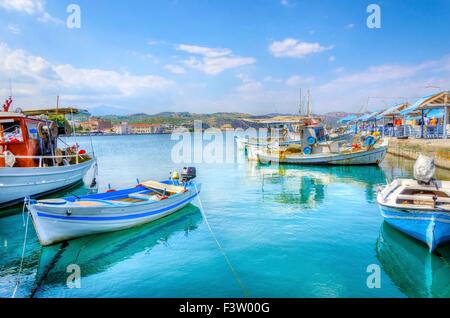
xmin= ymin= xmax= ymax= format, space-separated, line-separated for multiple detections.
xmin=28 ymin=206 xmax=202 ymax=297
xmin=381 ymin=153 xmax=450 ymax=181
xmin=376 ymin=222 xmax=450 ymax=298
xmin=246 ymin=162 xmax=386 ymax=208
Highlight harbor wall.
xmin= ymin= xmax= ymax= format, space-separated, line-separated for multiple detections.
xmin=386 ymin=137 xmax=450 ymax=170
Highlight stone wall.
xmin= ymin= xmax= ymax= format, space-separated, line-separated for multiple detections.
xmin=386 ymin=137 xmax=450 ymax=170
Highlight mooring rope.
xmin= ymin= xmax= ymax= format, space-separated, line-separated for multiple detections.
xmin=193 ymin=182 xmax=249 ymax=297
xmin=11 ymin=206 xmax=30 ymax=298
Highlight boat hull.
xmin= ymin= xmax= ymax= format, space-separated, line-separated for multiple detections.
xmin=256 ymin=143 xmax=387 ymax=165
xmin=379 ymin=205 xmax=450 ymax=252
xmin=28 ymin=184 xmax=200 ymax=246
xmin=0 ymin=159 xmax=95 ymax=208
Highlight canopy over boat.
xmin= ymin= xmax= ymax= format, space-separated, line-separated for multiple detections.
xmin=22 ymin=107 xmax=89 ymax=116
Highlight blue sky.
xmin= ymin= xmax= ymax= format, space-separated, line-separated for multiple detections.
xmin=0 ymin=0 xmax=449 ymax=114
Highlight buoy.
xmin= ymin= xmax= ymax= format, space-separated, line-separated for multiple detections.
xmin=303 ymin=147 xmax=312 ymax=155
xmin=307 ymin=136 xmax=316 ymax=145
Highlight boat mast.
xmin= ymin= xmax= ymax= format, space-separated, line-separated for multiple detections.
xmin=307 ymin=89 xmax=311 ymax=117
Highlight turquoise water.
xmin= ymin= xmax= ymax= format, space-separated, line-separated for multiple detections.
xmin=0 ymin=134 xmax=449 ymax=298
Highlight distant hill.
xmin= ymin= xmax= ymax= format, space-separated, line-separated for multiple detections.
xmin=88 ymin=105 xmax=134 ymax=116
xmin=91 ymin=111 xmax=360 ymax=128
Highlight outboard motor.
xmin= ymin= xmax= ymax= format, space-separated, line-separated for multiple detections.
xmin=414 ymin=154 xmax=435 ymax=185
xmin=181 ymin=167 xmax=196 ymax=182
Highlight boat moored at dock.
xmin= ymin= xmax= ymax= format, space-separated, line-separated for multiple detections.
xmin=377 ymin=155 xmax=450 ymax=252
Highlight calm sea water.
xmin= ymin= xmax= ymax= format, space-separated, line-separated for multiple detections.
xmin=0 ymin=134 xmax=449 ymax=298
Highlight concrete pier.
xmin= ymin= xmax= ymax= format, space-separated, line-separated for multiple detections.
xmin=386 ymin=137 xmax=450 ymax=170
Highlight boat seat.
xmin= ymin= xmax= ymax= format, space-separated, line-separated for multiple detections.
xmin=397 ymin=194 xmax=450 ymax=204
xmin=128 ymin=192 xmax=158 ymax=201
xmin=140 ymin=180 xmax=186 ymax=194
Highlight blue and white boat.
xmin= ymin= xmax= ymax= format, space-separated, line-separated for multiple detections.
xmin=26 ymin=168 xmax=200 ymax=246
xmin=377 ymin=178 xmax=450 ymax=252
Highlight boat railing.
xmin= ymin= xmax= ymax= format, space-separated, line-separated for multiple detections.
xmin=0 ymin=152 xmax=94 ymax=167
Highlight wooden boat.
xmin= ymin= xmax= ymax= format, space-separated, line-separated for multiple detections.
xmin=255 ymin=136 xmax=388 ymax=165
xmin=0 ymin=98 xmax=96 ymax=207
xmin=26 ymin=168 xmax=200 ymax=246
xmin=377 ymin=178 xmax=450 ymax=252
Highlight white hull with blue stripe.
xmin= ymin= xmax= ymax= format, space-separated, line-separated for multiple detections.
xmin=377 ymin=179 xmax=450 ymax=252
xmin=27 ymin=180 xmax=201 ymax=246
xmin=256 ymin=139 xmax=387 ymax=165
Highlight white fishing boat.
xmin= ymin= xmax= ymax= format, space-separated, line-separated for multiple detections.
xmin=0 ymin=97 xmax=96 ymax=207
xmin=26 ymin=167 xmax=200 ymax=246
xmin=254 ymin=118 xmax=387 ymax=166
xmin=377 ymin=155 xmax=450 ymax=252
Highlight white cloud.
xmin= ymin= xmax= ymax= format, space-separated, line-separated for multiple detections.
xmin=285 ymin=75 xmax=314 ymax=86
xmin=164 ymin=64 xmax=186 ymax=74
xmin=0 ymin=42 xmax=173 ymax=107
xmin=177 ymin=44 xmax=231 ymax=58
xmin=328 ymin=56 xmax=335 ymax=62
xmin=0 ymin=0 xmax=44 ymax=14
xmin=0 ymin=0 xmax=63 ymax=25
xmin=7 ymin=24 xmax=21 ymax=34
xmin=269 ymin=38 xmax=333 ymax=58
xmin=177 ymin=43 xmax=255 ymax=75
xmin=235 ymin=73 xmax=262 ymax=93
xmin=315 ymin=57 xmax=450 ymax=112
xmin=280 ymin=0 xmax=294 ymax=7
xmin=127 ymin=50 xmax=159 ymax=63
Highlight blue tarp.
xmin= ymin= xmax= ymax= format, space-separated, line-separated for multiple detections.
xmin=399 ymin=93 xmax=436 ymax=115
xmin=376 ymin=103 xmax=405 ymax=120
xmin=338 ymin=115 xmax=357 ymax=124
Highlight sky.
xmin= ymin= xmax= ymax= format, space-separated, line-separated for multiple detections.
xmin=0 ymin=0 xmax=449 ymax=115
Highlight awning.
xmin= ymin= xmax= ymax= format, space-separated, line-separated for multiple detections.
xmin=338 ymin=115 xmax=357 ymax=124
xmin=376 ymin=102 xmax=410 ymax=120
xmin=23 ymin=107 xmax=89 ymax=116
xmin=400 ymin=91 xmax=450 ymax=115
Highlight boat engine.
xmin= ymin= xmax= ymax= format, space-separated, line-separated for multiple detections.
xmin=181 ymin=167 xmax=197 ymax=182
xmin=414 ymin=154 xmax=435 ymax=184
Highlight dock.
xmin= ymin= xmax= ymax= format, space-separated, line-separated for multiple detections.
xmin=387 ymin=137 xmax=450 ymax=170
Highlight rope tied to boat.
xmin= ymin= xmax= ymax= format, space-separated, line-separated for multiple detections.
xmin=11 ymin=199 xmax=31 ymax=298
xmin=192 ymin=182 xmax=250 ymax=297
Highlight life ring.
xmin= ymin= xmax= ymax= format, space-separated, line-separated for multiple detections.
xmin=3 ymin=150 xmax=16 ymax=167
xmin=303 ymin=147 xmax=312 ymax=155
xmin=307 ymin=136 xmax=316 ymax=145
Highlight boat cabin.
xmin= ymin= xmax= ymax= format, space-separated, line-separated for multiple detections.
xmin=0 ymin=98 xmax=85 ymax=168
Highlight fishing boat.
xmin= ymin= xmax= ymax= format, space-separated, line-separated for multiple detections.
xmin=26 ymin=167 xmax=200 ymax=246
xmin=0 ymin=97 xmax=96 ymax=207
xmin=254 ymin=119 xmax=387 ymax=165
xmin=377 ymin=155 xmax=450 ymax=252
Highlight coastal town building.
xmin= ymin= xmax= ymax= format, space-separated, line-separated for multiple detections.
xmin=130 ymin=123 xmax=161 ymax=134
xmin=79 ymin=119 xmax=113 ymax=132
xmin=113 ymin=122 xmax=130 ymax=134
